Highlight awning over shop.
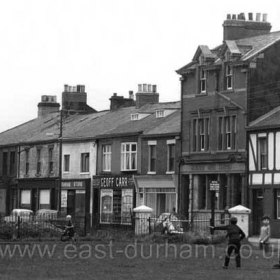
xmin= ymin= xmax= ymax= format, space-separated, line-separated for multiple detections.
xmin=134 ymin=175 xmax=176 ymax=192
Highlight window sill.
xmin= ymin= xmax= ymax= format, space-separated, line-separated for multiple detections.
xmin=63 ymin=171 xmax=70 ymax=174
xmin=147 ymin=172 xmax=156 ymax=175
xmin=80 ymin=172 xmax=90 ymax=175
xmin=195 ymin=93 xmax=207 ymax=97
xmin=166 ymin=171 xmax=175 ymax=175
xmin=121 ymin=170 xmax=137 ymax=172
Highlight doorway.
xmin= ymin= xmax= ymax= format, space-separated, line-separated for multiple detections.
xmin=252 ymin=189 xmax=263 ymax=235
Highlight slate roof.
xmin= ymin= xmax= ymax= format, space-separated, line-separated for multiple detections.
xmin=248 ymin=105 xmax=280 ymax=130
xmin=177 ymin=31 xmax=280 ymax=74
xmin=0 ymin=101 xmax=181 ymax=146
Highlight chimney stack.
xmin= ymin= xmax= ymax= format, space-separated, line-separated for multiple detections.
xmin=223 ymin=12 xmax=272 ymax=41
xmin=136 ymin=83 xmax=159 ymax=108
xmin=109 ymin=91 xmax=135 ymax=111
xmin=37 ymin=95 xmax=60 ymax=118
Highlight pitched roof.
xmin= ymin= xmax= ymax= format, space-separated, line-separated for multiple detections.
xmin=0 ymin=101 xmax=181 ymax=146
xmin=248 ymin=105 xmax=280 ymax=129
xmin=177 ymin=31 xmax=280 ymax=74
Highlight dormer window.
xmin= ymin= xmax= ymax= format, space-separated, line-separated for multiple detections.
xmin=156 ymin=110 xmax=164 ymax=118
xmin=226 ymin=65 xmax=233 ymax=90
xmin=200 ymin=69 xmax=206 ymax=94
xmin=131 ymin=114 xmax=139 ymax=121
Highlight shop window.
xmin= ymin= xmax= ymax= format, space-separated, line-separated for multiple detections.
xmin=100 ymin=189 xmax=113 ymax=223
xmin=218 ymin=115 xmax=237 ymax=150
xmin=102 ymin=145 xmax=111 ymax=172
xmin=141 ymin=188 xmax=176 ymax=217
xmin=64 ymin=154 xmax=70 ymax=172
xmin=258 ymin=136 xmax=268 ymax=170
xmin=121 ymin=189 xmax=133 ymax=224
xmin=121 ymin=143 xmax=137 ymax=171
xmin=21 ymin=190 xmax=31 ymax=209
xmin=48 ymin=147 xmax=54 ymax=173
xmin=39 ymin=189 xmax=50 ymax=209
xmin=148 ymin=144 xmax=156 ymax=173
xmin=167 ymin=143 xmax=175 ymax=172
xmin=100 ymin=188 xmax=133 ymax=224
xmin=80 ymin=153 xmax=89 ymax=173
xmin=75 ymin=190 xmax=85 ymax=216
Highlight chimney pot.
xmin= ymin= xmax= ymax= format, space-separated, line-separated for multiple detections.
xmin=152 ymin=85 xmax=157 ymax=93
xmin=226 ymin=14 xmax=231 ymax=20
xmin=256 ymin=13 xmax=261 ymax=21
xmin=232 ymin=14 xmax=236 ymax=20
xmin=129 ymin=91 xmax=134 ymax=99
xmin=248 ymin=13 xmax=253 ymax=20
xmin=64 ymin=84 xmax=68 ymax=92
xmin=138 ymin=84 xmax=142 ymax=92
xmin=240 ymin=13 xmax=245 ymax=20
xmin=262 ymin=13 xmax=267 ymax=22
xmin=143 ymin=84 xmax=147 ymax=92
xmin=113 ymin=93 xmax=117 ymax=96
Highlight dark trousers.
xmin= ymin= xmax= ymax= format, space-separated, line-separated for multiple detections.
xmin=224 ymin=242 xmax=241 ymax=267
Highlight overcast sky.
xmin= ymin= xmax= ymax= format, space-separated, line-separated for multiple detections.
xmin=0 ymin=0 xmax=280 ymax=133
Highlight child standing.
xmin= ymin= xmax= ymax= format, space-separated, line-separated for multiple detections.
xmin=210 ymin=216 xmax=245 ymax=269
xmin=259 ymin=215 xmax=271 ymax=253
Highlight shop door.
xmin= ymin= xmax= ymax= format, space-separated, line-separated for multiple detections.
xmin=31 ymin=189 xmax=37 ymax=212
xmin=67 ymin=190 xmax=75 ymax=217
xmin=252 ymin=189 xmax=263 ymax=235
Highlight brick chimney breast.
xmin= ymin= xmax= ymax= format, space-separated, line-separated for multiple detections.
xmin=223 ymin=13 xmax=272 ymax=41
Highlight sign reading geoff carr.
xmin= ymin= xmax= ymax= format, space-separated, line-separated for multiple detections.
xmin=92 ymin=175 xmax=134 ymax=189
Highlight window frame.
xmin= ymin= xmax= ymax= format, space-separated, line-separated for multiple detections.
xmin=102 ymin=145 xmax=112 ymax=172
xmin=200 ymin=69 xmax=207 ymax=94
xmin=167 ymin=141 xmax=176 ymax=173
xmin=258 ymin=136 xmax=268 ymax=170
xmin=80 ymin=152 xmax=90 ymax=173
xmin=48 ymin=147 xmax=54 ymax=174
xmin=148 ymin=143 xmax=156 ymax=174
xmin=218 ymin=115 xmax=237 ymax=151
xmin=192 ymin=117 xmax=210 ymax=152
xmin=226 ymin=65 xmax=233 ymax=90
xmin=276 ymin=190 xmax=280 ymax=219
xmin=121 ymin=142 xmax=137 ymax=171
xmin=64 ymin=154 xmax=70 ymax=173
xmin=36 ymin=149 xmax=41 ymax=175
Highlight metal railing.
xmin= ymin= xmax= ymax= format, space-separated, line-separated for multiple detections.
xmin=0 ymin=213 xmax=87 ymax=240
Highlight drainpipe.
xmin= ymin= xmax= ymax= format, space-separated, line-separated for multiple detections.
xmin=58 ymin=110 xmax=63 ymax=213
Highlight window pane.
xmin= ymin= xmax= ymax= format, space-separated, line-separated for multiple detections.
xmin=39 ymin=190 xmax=50 ymax=209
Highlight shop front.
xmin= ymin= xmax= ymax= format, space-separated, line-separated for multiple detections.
xmin=134 ymin=175 xmax=178 ymax=217
xmin=17 ymin=178 xmax=57 ymax=212
xmin=92 ymin=175 xmax=135 ymax=227
xmin=60 ymin=179 xmax=90 ymax=218
xmin=181 ymin=161 xmax=246 ymax=220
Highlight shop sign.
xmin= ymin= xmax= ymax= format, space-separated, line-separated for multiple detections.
xmin=61 ymin=190 xmax=67 ymax=208
xmin=92 ymin=175 xmax=134 ymax=189
xmin=209 ymin=181 xmax=220 ymax=191
xmin=61 ymin=180 xmax=85 ymax=190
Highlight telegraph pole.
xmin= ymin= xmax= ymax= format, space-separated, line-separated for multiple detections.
xmin=58 ymin=110 xmax=63 ymax=212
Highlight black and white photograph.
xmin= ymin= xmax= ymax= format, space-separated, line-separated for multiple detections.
xmin=0 ymin=0 xmax=280 ymax=279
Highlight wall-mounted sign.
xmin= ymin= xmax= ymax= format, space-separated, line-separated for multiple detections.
xmin=61 ymin=190 xmax=67 ymax=208
xmin=92 ymin=175 xmax=134 ymax=189
xmin=210 ymin=181 xmax=220 ymax=191
xmin=61 ymin=180 xmax=85 ymax=190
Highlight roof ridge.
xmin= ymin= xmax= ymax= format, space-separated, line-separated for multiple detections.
xmin=249 ymin=105 xmax=280 ymax=127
